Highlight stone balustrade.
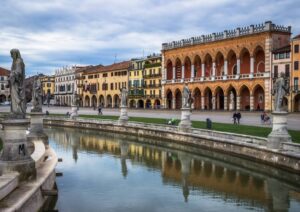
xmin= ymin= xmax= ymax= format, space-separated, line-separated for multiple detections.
xmin=162 ymin=21 xmax=291 ymax=50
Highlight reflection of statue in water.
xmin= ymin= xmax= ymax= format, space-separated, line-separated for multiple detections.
xmin=120 ymin=87 xmax=128 ymax=107
xmin=9 ymin=49 xmax=26 ymax=118
xmin=32 ymin=76 xmax=43 ymax=112
xmin=182 ymin=83 xmax=192 ymax=108
xmin=273 ymin=73 xmax=289 ymax=112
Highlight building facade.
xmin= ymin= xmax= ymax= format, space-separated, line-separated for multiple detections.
xmin=144 ymin=54 xmax=162 ymax=109
xmin=128 ymin=58 xmax=145 ymax=108
xmin=54 ymin=66 xmax=78 ymax=106
xmin=82 ymin=61 xmax=130 ymax=108
xmin=161 ymin=21 xmax=291 ymax=111
xmin=0 ymin=67 xmax=10 ymax=103
xmin=291 ymin=35 xmax=300 ymax=112
xmin=40 ymin=75 xmax=55 ymax=100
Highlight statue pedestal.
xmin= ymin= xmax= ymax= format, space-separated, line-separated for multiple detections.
xmin=0 ymin=119 xmax=36 ymax=181
xmin=70 ymin=105 xmax=78 ymax=120
xmin=179 ymin=107 xmax=192 ymax=132
xmin=229 ymin=103 xmax=234 ymax=111
xmin=118 ymin=106 xmax=128 ymax=125
xmin=27 ymin=112 xmax=49 ymax=150
xmin=267 ymin=111 xmax=292 ymax=149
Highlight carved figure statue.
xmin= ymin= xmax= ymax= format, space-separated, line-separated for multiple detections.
xmin=230 ymin=91 xmax=235 ymax=105
xmin=9 ymin=49 xmax=26 ymax=118
xmin=182 ymin=83 xmax=191 ymax=108
xmin=32 ymin=76 xmax=43 ymax=112
xmin=120 ymin=87 xmax=128 ymax=107
xmin=273 ymin=73 xmax=289 ymax=112
xmin=71 ymin=91 xmax=80 ymax=107
xmin=212 ymin=96 xmax=216 ymax=108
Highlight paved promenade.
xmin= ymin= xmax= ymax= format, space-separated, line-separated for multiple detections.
xmin=0 ymin=105 xmax=300 ymax=130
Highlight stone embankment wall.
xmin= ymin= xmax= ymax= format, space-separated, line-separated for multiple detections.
xmin=44 ymin=117 xmax=300 ymax=173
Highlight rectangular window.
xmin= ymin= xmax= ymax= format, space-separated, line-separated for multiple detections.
xmin=285 ymin=64 xmax=290 ymax=77
xmin=273 ymin=65 xmax=278 ymax=78
xmin=286 ymin=52 xmax=290 ymax=59
xmin=295 ymin=61 xmax=299 ymax=71
xmin=102 ymin=83 xmax=108 ymax=90
xmin=294 ymin=77 xmax=299 ymax=91
xmin=295 ymin=44 xmax=299 ymax=53
xmin=110 ymin=83 xmax=113 ymax=90
xmin=103 ymin=73 xmax=107 ymax=77
xmin=274 ymin=54 xmax=279 ymax=60
xmin=279 ymin=53 xmax=284 ymax=59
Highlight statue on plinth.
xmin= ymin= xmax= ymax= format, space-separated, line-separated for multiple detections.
xmin=71 ymin=91 xmax=80 ymax=107
xmin=9 ymin=49 xmax=26 ymax=118
xmin=120 ymin=87 xmax=128 ymax=107
xmin=31 ymin=76 xmax=43 ymax=112
xmin=272 ymin=73 xmax=289 ymax=112
xmin=182 ymin=83 xmax=192 ymax=108
xmin=229 ymin=91 xmax=235 ymax=110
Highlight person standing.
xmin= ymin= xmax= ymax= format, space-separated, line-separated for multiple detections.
xmin=232 ymin=112 xmax=237 ymax=124
xmin=98 ymin=105 xmax=102 ymax=115
xmin=236 ymin=112 xmax=241 ymax=124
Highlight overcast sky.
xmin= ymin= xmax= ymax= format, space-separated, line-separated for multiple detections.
xmin=0 ymin=0 xmax=299 ymax=76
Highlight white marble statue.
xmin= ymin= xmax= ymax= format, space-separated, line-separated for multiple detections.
xmin=9 ymin=49 xmax=26 ymax=118
xmin=273 ymin=73 xmax=289 ymax=112
xmin=120 ymin=87 xmax=128 ymax=107
xmin=182 ymin=83 xmax=191 ymax=108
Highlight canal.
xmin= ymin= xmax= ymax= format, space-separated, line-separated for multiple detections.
xmin=45 ymin=127 xmax=300 ymax=212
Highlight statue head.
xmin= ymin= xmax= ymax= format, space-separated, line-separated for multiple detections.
xmin=10 ymin=49 xmax=22 ymax=60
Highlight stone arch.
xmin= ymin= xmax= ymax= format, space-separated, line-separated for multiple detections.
xmin=215 ymin=86 xmax=224 ymax=110
xmin=294 ymin=94 xmax=300 ymax=112
xmin=113 ymin=94 xmax=120 ymax=108
xmin=107 ymin=95 xmax=112 ymax=108
xmin=154 ymin=99 xmax=161 ymax=109
xmin=204 ymin=53 xmax=213 ymax=77
xmin=184 ymin=56 xmax=192 ymax=79
xmin=253 ymin=46 xmax=265 ymax=73
xmin=99 ymin=95 xmax=105 ymax=107
xmin=239 ymin=85 xmax=250 ymax=111
xmin=137 ymin=99 xmax=144 ymax=109
xmin=193 ymin=87 xmax=201 ymax=110
xmin=253 ymin=84 xmax=264 ymax=111
xmin=175 ymin=58 xmax=182 ymax=79
xmin=239 ymin=48 xmax=251 ymax=74
xmin=129 ymin=99 xmax=136 ymax=108
xmin=204 ymin=87 xmax=212 ymax=110
xmin=227 ymin=85 xmax=237 ymax=110
xmin=193 ymin=55 xmax=202 ymax=78
xmin=84 ymin=96 xmax=90 ymax=107
xmin=145 ymin=99 xmax=151 ymax=109
xmin=175 ymin=88 xmax=182 ymax=109
xmin=91 ymin=95 xmax=97 ymax=108
xmin=166 ymin=89 xmax=173 ymax=109
xmin=227 ymin=50 xmax=237 ymax=76
xmin=215 ymin=52 xmax=225 ymax=77
xmin=0 ymin=94 xmax=6 ymax=103
xmin=166 ymin=59 xmax=173 ymax=80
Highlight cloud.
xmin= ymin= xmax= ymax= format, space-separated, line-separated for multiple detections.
xmin=0 ymin=0 xmax=299 ymax=75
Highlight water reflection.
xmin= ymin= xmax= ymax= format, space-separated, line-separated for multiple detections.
xmin=46 ymin=127 xmax=300 ymax=212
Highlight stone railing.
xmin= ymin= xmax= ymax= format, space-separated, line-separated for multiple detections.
xmin=162 ymin=21 xmax=291 ymax=50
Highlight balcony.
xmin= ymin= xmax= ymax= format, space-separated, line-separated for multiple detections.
xmin=143 ymin=73 xmax=161 ymax=79
xmin=292 ymin=85 xmax=300 ymax=93
xmin=144 ymin=95 xmax=162 ymax=99
xmin=144 ymin=84 xmax=161 ymax=88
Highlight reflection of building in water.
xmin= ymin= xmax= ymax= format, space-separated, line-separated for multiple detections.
xmin=47 ymin=128 xmax=296 ymax=211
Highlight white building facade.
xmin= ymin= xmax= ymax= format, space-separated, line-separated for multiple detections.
xmin=54 ymin=66 xmax=78 ymax=106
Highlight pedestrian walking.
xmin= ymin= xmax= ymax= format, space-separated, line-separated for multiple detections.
xmin=98 ymin=105 xmax=103 ymax=115
xmin=232 ymin=112 xmax=237 ymax=124
xmin=236 ymin=112 xmax=241 ymax=124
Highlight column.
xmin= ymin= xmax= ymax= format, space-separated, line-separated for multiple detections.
xmin=250 ymin=95 xmax=254 ymax=111
xmin=163 ymin=68 xmax=167 ymax=81
xmin=236 ymin=96 xmax=241 ymax=110
xmin=172 ymin=98 xmax=175 ymax=109
xmin=224 ymin=96 xmax=228 ymax=110
xmin=212 ymin=96 xmax=216 ymax=110
xmin=191 ymin=65 xmax=195 ymax=81
xmin=172 ymin=66 xmax=175 ymax=83
xmin=250 ymin=57 xmax=254 ymax=78
xmin=236 ymin=59 xmax=240 ymax=78
xmin=212 ymin=62 xmax=216 ymax=81
xmin=201 ymin=63 xmax=205 ymax=81
xmin=181 ymin=65 xmax=185 ymax=82
xmin=201 ymin=96 xmax=205 ymax=110
xmin=223 ymin=60 xmax=228 ymax=80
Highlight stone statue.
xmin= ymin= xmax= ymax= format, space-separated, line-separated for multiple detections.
xmin=71 ymin=91 xmax=80 ymax=107
xmin=120 ymin=87 xmax=128 ymax=107
xmin=182 ymin=84 xmax=191 ymax=108
xmin=273 ymin=73 xmax=289 ymax=112
xmin=230 ymin=91 xmax=234 ymax=105
xmin=31 ymin=76 xmax=43 ymax=112
xmin=9 ymin=49 xmax=26 ymax=118
xmin=212 ymin=96 xmax=216 ymax=109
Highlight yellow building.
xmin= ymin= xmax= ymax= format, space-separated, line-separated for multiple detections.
xmin=128 ymin=58 xmax=145 ymax=108
xmin=291 ymin=34 xmax=300 ymax=112
xmin=143 ymin=54 xmax=162 ymax=109
xmin=40 ymin=75 xmax=55 ymax=98
xmin=82 ymin=61 xmax=130 ymax=108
